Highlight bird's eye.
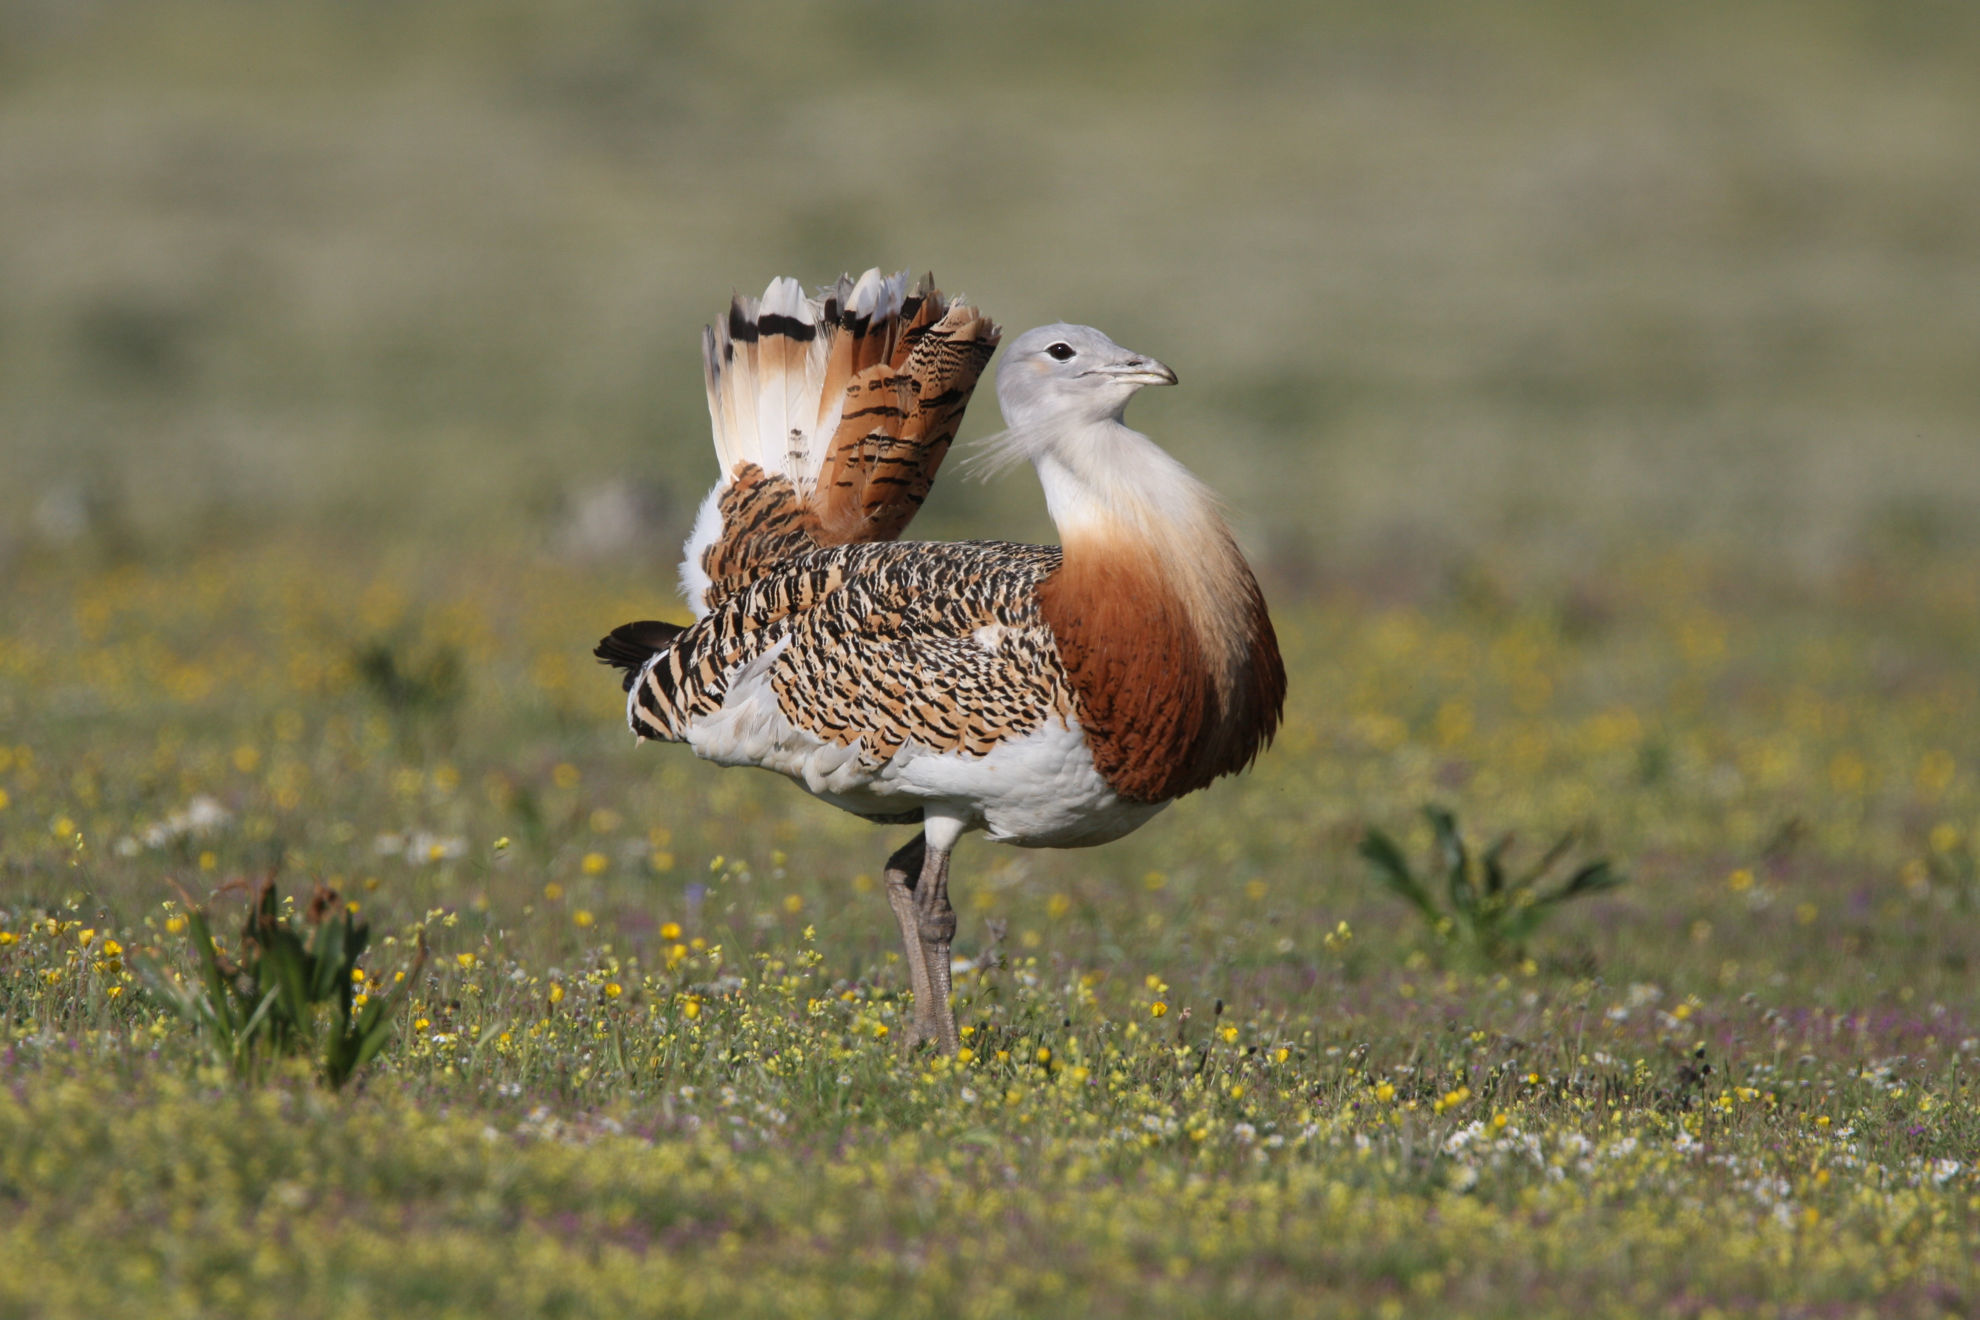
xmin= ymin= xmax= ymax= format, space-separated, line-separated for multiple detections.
xmin=1046 ymin=342 xmax=1075 ymax=361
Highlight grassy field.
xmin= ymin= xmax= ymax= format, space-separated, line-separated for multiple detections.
xmin=6 ymin=546 xmax=1979 ymax=1317
xmin=5 ymin=3 xmax=1980 ymax=1317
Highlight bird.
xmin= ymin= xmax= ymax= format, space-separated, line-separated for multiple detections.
xmin=596 ymin=269 xmax=1285 ymax=1053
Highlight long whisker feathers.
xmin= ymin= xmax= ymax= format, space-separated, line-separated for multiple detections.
xmin=963 ymin=423 xmax=1054 ymax=480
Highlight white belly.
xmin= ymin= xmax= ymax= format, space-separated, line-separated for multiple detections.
xmin=680 ymin=676 xmax=1165 ymax=849
xmin=880 ymin=716 xmax=1167 ymax=848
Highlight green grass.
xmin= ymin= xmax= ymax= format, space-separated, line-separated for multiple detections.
xmin=4 ymin=543 xmax=1978 ymax=1317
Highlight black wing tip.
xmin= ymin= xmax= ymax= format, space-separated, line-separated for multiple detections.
xmin=594 ymin=619 xmax=685 ymax=691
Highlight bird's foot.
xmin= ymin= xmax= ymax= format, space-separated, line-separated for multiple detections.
xmin=896 ymin=988 xmax=948 ymax=1053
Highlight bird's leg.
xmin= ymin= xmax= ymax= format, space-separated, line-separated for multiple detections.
xmin=882 ymin=833 xmax=939 ymax=1048
xmin=910 ymin=816 xmax=965 ymax=1056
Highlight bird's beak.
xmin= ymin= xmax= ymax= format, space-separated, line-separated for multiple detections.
xmin=1092 ymin=355 xmax=1178 ymax=387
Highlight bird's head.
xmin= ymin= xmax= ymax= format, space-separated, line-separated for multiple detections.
xmin=995 ymin=324 xmax=1177 ymax=431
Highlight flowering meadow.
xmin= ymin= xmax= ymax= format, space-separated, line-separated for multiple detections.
xmin=3 ymin=541 xmax=1977 ymax=1319
xmin=7 ymin=6 xmax=1980 ymax=1314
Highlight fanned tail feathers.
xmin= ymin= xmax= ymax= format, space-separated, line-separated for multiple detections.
xmin=683 ymin=270 xmax=1000 ymax=615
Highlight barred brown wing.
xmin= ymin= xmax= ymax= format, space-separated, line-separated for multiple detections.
xmin=628 ymin=540 xmax=1075 ymax=765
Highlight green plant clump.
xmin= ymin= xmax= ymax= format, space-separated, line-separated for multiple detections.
xmin=137 ymin=879 xmax=425 ymax=1088
xmin=1360 ymin=806 xmax=1624 ymax=967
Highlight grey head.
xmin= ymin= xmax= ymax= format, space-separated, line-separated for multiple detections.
xmin=995 ymin=323 xmax=1177 ymax=431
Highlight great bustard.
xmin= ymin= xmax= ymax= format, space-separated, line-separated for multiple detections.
xmin=597 ymin=270 xmax=1285 ymax=1053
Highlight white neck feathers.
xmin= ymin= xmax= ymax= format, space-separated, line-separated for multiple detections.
xmin=1021 ymin=420 xmax=1256 ymax=700
xmin=1032 ymin=422 xmax=1216 ymax=543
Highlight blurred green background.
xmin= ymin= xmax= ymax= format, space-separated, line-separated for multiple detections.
xmin=4 ymin=0 xmax=1978 ymax=585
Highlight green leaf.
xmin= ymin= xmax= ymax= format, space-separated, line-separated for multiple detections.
xmin=1520 ymin=831 xmax=1579 ymax=891
xmin=1547 ymin=860 xmax=1624 ymax=903
xmin=349 ymin=1013 xmax=397 ymax=1074
xmin=232 ymin=988 xmax=282 ymax=1078
xmin=1359 ymin=828 xmax=1439 ymax=923
xmin=307 ymin=913 xmax=346 ymax=1003
xmin=261 ymin=929 xmax=316 ymax=1047
xmin=1482 ymin=835 xmax=1513 ymax=897
xmin=1428 ymin=807 xmax=1475 ymax=920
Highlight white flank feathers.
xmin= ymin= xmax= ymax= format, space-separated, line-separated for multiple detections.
xmin=678 ymin=485 xmax=725 ymax=618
